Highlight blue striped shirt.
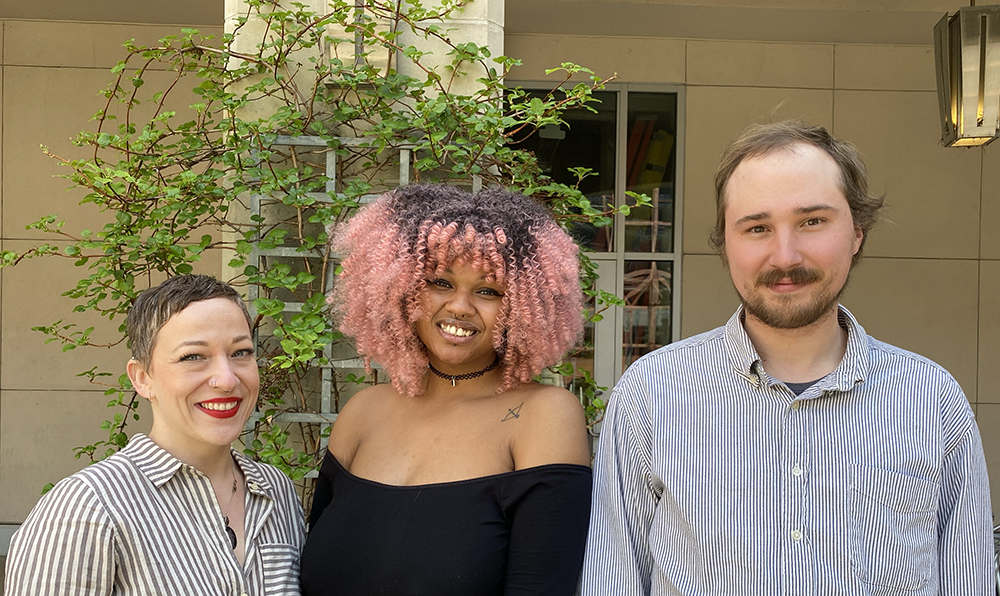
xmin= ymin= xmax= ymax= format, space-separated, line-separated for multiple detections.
xmin=582 ymin=306 xmax=993 ymax=595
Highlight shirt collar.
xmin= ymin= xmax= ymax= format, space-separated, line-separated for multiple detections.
xmin=233 ymin=450 xmax=273 ymax=497
xmin=724 ymin=304 xmax=871 ymax=392
xmin=124 ymin=433 xmax=274 ymax=495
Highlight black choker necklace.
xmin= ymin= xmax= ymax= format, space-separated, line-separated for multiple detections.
xmin=428 ymin=356 xmax=500 ymax=387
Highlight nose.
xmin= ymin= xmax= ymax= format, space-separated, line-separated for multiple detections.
xmin=447 ymin=289 xmax=476 ymax=319
xmin=769 ymin=228 xmax=805 ymax=269
xmin=210 ymin=358 xmax=240 ymax=392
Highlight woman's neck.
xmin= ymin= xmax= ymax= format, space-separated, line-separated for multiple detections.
xmin=148 ymin=428 xmax=235 ymax=480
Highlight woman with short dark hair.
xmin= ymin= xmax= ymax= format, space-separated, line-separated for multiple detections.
xmin=5 ymin=274 xmax=305 ymax=596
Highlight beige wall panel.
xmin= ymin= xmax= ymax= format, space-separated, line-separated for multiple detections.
xmin=2 ymin=1 xmax=222 ymax=26
xmin=680 ymin=254 xmax=740 ymax=339
xmin=2 ymin=238 xmax=128 ymax=391
xmin=1 ymin=239 xmax=222 ymax=391
xmin=506 ymin=1 xmax=945 ymax=46
xmin=3 ymin=66 xmax=203 ymax=239
xmin=840 ymin=257 xmax=978 ymax=401
xmin=834 ymin=45 xmax=935 ymax=91
xmin=687 ymin=41 xmax=833 ymax=89
xmin=979 ymin=261 xmax=1000 ymax=403
xmin=4 ymin=65 xmax=120 ymax=239
xmin=0 ymin=390 xmax=152 ymax=522
xmin=834 ymin=91 xmax=980 ymax=260
xmin=981 ymin=147 xmax=1000 ymax=260
xmin=505 ymin=34 xmax=685 ymax=83
xmin=3 ymin=21 xmax=223 ymax=69
xmin=510 ymin=1 xmax=961 ymax=12
xmin=0 ymin=63 xmax=4 ymax=236
xmin=974 ymin=403 xmax=1000 ymax=520
xmin=683 ymin=86 xmax=833 ymax=255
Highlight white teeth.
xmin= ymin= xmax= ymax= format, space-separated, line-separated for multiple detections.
xmin=440 ymin=324 xmax=474 ymax=337
xmin=200 ymin=401 xmax=239 ymax=411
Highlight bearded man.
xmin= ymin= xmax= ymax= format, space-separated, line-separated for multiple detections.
xmin=582 ymin=122 xmax=992 ymax=596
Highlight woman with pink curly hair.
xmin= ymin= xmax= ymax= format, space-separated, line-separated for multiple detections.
xmin=300 ymin=184 xmax=592 ymax=595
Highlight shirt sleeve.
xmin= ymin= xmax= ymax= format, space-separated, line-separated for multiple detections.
xmin=4 ymin=478 xmax=116 ymax=596
xmin=275 ymin=468 xmax=307 ymax=551
xmin=308 ymin=450 xmax=339 ymax=530
xmin=502 ymin=466 xmax=593 ymax=596
xmin=581 ymin=373 xmax=658 ymax=596
xmin=937 ymin=420 xmax=994 ymax=595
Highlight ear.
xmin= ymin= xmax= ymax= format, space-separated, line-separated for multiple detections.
xmin=852 ymin=226 xmax=864 ymax=255
xmin=127 ymin=358 xmax=154 ymax=401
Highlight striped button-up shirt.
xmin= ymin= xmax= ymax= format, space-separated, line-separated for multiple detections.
xmin=582 ymin=306 xmax=993 ymax=596
xmin=5 ymin=434 xmax=305 ymax=596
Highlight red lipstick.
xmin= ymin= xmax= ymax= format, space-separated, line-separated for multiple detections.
xmin=196 ymin=397 xmax=243 ymax=419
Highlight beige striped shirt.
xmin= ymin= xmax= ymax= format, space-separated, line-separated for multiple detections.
xmin=4 ymin=434 xmax=305 ymax=596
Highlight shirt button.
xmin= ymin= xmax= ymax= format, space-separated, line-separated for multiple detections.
xmin=792 ymin=465 xmax=803 ymax=477
xmin=790 ymin=401 xmax=801 ymax=410
xmin=791 ymin=529 xmax=803 ymax=541
xmin=248 ymin=482 xmax=259 ymax=491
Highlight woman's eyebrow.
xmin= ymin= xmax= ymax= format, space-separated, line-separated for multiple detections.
xmin=174 ymin=335 xmax=252 ymax=349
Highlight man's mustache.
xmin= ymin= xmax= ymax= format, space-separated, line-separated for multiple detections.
xmin=755 ymin=267 xmax=823 ymax=287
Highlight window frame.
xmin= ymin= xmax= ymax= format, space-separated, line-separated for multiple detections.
xmin=509 ymin=81 xmax=686 ymax=392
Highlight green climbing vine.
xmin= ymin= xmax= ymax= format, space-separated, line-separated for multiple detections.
xmin=1 ymin=0 xmax=647 ymax=496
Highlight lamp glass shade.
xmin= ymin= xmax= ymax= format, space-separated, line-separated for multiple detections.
xmin=934 ymin=6 xmax=1000 ymax=147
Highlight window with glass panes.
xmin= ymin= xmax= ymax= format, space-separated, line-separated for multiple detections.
xmin=515 ymin=84 xmax=684 ymax=391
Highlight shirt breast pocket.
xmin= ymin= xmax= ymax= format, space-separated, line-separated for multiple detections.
xmin=848 ymin=465 xmax=939 ymax=592
xmin=258 ymin=543 xmax=301 ymax=595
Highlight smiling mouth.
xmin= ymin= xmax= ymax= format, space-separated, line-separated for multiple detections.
xmin=199 ymin=401 xmax=240 ymax=412
xmin=196 ymin=398 xmax=242 ymax=419
xmin=438 ymin=323 xmax=477 ymax=338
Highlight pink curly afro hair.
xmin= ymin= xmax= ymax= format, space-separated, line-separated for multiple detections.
xmin=329 ymin=184 xmax=584 ymax=398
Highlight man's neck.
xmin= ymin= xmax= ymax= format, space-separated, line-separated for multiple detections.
xmin=742 ymin=305 xmax=849 ymax=384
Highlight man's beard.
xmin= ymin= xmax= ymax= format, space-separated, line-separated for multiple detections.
xmin=740 ymin=266 xmax=846 ymax=329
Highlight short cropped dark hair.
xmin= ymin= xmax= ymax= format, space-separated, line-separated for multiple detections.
xmin=127 ymin=274 xmax=252 ymax=367
xmin=710 ymin=121 xmax=885 ymax=267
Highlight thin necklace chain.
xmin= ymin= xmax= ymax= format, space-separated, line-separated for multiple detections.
xmin=428 ymin=355 xmax=500 ymax=387
xmin=221 ymin=457 xmax=239 ymax=550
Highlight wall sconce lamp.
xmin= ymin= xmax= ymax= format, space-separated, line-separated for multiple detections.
xmin=934 ymin=4 xmax=1000 ymax=147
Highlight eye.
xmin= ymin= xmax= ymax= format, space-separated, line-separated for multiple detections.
xmin=477 ymin=287 xmax=503 ymax=297
xmin=178 ymin=353 xmax=204 ymax=362
xmin=747 ymin=225 xmax=769 ymax=234
xmin=803 ymin=217 xmax=825 ymax=226
xmin=428 ymin=278 xmax=452 ymax=289
xmin=233 ymin=348 xmax=255 ymax=358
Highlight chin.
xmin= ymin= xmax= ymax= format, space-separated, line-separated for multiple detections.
xmin=203 ymin=420 xmax=249 ymax=447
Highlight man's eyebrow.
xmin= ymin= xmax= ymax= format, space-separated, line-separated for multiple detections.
xmin=733 ymin=212 xmax=770 ymax=227
xmin=794 ymin=204 xmax=840 ymax=214
xmin=733 ymin=204 xmax=842 ymax=227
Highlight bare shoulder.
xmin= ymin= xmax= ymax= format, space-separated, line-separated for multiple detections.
xmin=327 ymin=383 xmax=395 ymax=467
xmin=518 ymin=383 xmax=588 ymax=426
xmin=509 ymin=383 xmax=591 ymax=469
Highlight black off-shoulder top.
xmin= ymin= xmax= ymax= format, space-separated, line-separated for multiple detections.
xmin=300 ymin=451 xmax=592 ymax=596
